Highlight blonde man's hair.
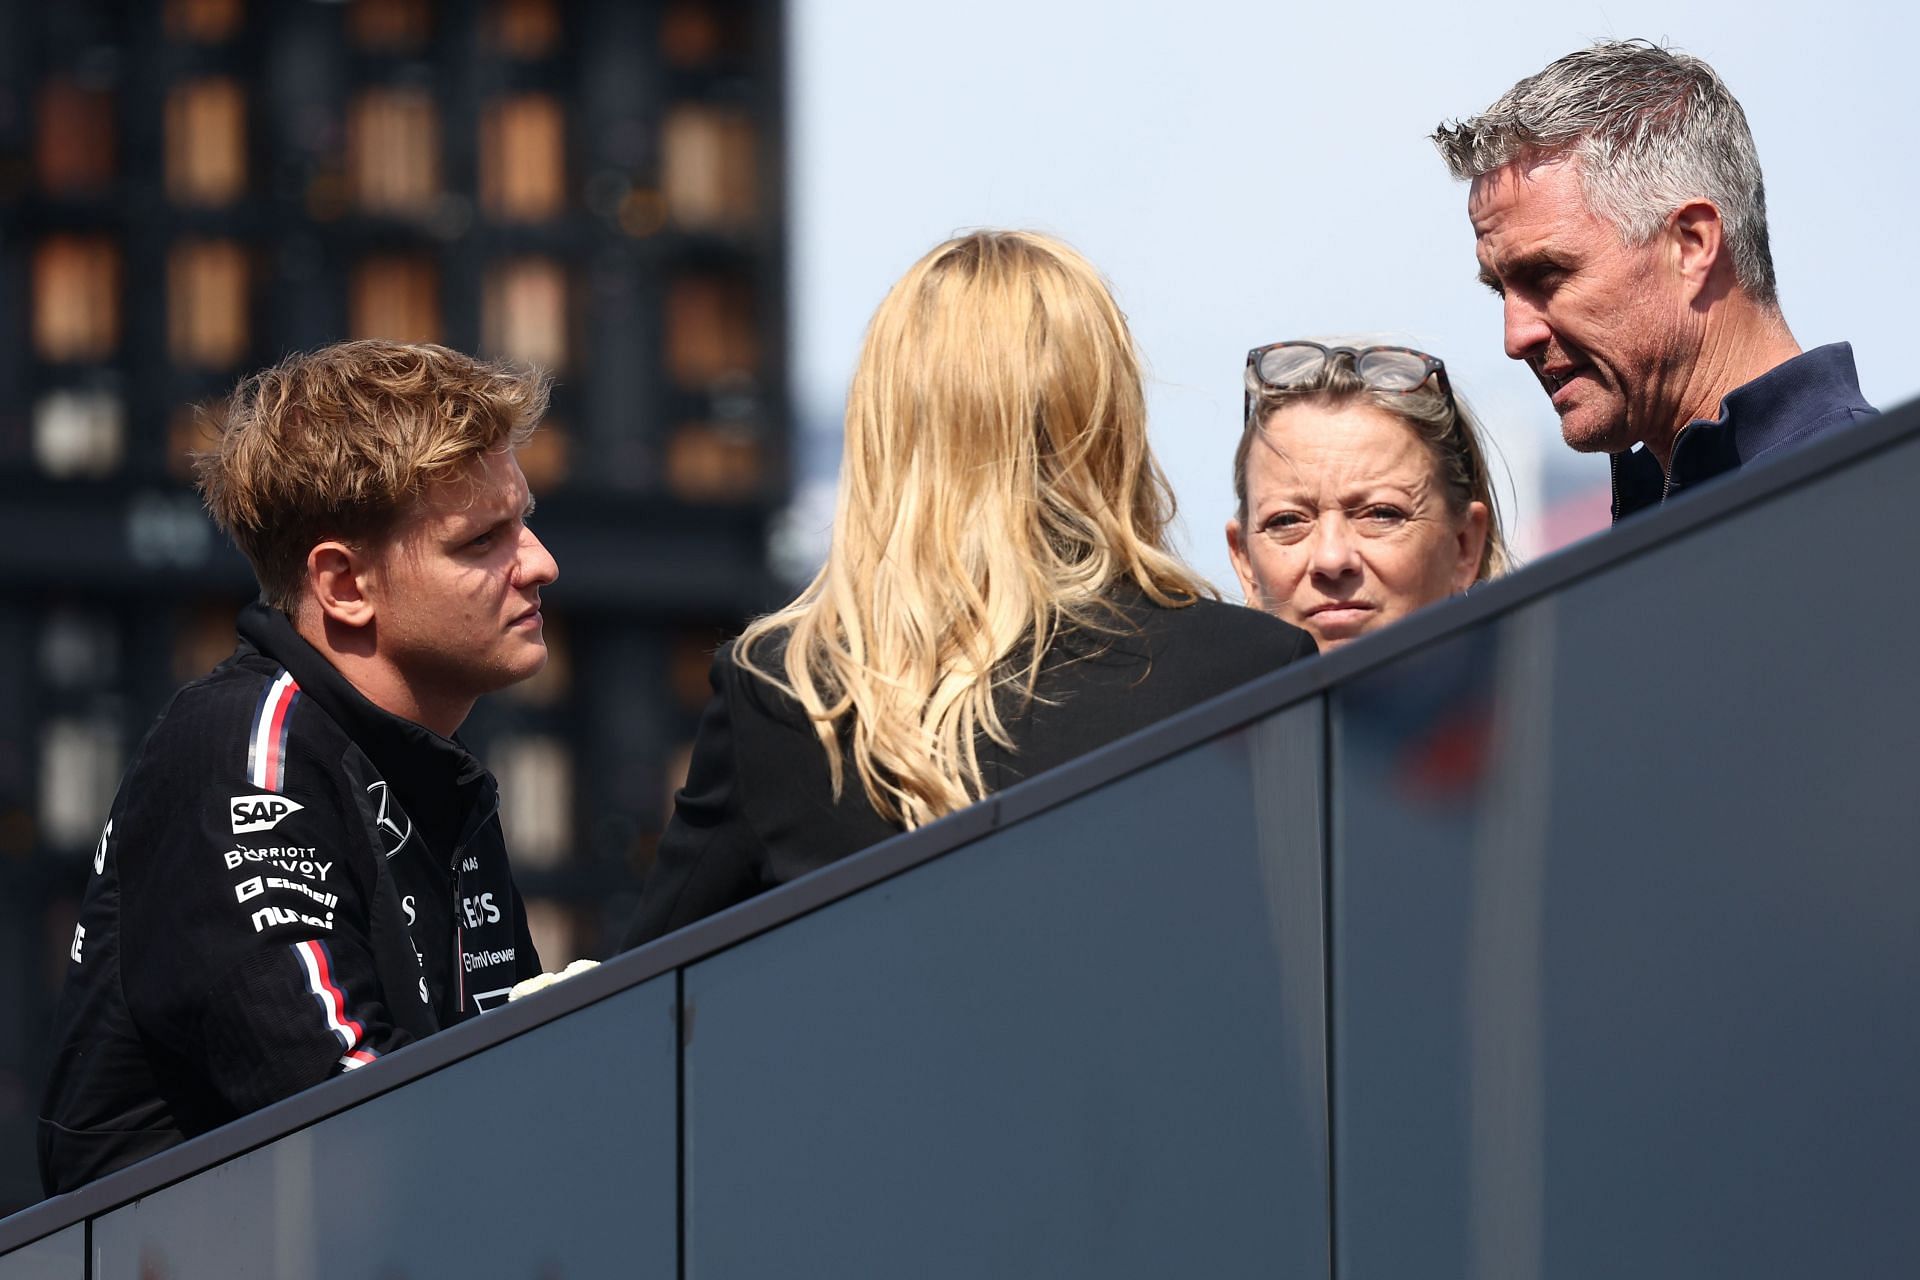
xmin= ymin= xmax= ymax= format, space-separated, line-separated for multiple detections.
xmin=196 ymin=340 xmax=550 ymax=612
xmin=740 ymin=230 xmax=1208 ymax=829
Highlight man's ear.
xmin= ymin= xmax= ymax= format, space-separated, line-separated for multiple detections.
xmin=1670 ymin=198 xmax=1727 ymax=302
xmin=306 ymin=540 xmax=377 ymax=630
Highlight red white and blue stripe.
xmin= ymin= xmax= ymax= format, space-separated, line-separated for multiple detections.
xmin=247 ymin=670 xmax=302 ymax=792
xmin=293 ymin=939 xmax=379 ymax=1072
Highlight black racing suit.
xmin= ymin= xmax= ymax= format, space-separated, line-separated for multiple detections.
xmin=39 ymin=602 xmax=541 ymax=1195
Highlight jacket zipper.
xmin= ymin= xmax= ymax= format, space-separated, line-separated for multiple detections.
xmin=1660 ymin=424 xmax=1692 ymax=504
xmin=449 ymin=787 xmax=500 ymax=1015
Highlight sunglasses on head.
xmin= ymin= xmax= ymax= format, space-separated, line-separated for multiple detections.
xmin=1243 ymin=341 xmax=1453 ymax=423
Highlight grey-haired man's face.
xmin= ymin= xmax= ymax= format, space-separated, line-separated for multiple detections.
xmin=1470 ymin=157 xmax=1691 ymax=455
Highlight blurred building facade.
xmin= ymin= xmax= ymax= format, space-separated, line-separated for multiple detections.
xmin=0 ymin=0 xmax=790 ymax=1213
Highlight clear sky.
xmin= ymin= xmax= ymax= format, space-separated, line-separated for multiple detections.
xmin=782 ymin=0 xmax=1919 ymax=592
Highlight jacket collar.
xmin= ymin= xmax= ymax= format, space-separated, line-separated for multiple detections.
xmin=1611 ymin=342 xmax=1869 ymax=522
xmin=235 ymin=601 xmax=492 ymax=843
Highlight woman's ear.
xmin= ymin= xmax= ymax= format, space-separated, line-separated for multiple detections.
xmin=1225 ymin=517 xmax=1262 ymax=608
xmin=1453 ymin=501 xmax=1491 ymax=593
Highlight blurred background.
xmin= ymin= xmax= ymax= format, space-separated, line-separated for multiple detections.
xmin=2 ymin=0 xmax=1915 ymax=1217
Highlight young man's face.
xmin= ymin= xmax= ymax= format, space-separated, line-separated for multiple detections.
xmin=369 ymin=449 xmax=557 ymax=727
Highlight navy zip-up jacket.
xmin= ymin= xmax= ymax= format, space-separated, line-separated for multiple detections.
xmin=1612 ymin=342 xmax=1878 ymax=522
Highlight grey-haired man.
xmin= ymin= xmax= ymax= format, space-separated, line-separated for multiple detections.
xmin=1435 ymin=40 xmax=1876 ymax=521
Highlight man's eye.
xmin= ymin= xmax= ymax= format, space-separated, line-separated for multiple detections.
xmin=1520 ymin=264 xmax=1570 ymax=296
xmin=467 ymin=531 xmax=495 ymax=550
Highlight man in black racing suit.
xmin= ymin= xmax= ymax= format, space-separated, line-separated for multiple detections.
xmin=40 ymin=340 xmax=560 ymax=1195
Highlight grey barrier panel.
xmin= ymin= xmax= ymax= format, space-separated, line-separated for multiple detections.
xmin=682 ymin=700 xmax=1330 ymax=1280
xmin=1332 ymin=436 xmax=1920 ymax=1279
xmin=92 ymin=975 xmax=679 ymax=1280
xmin=0 ymin=1223 xmax=82 ymax=1280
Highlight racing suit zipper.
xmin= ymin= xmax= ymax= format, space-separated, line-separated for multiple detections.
xmin=449 ymin=788 xmax=500 ymax=1016
xmin=452 ymin=894 xmax=464 ymax=1013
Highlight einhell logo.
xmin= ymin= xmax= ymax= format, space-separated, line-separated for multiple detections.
xmin=231 ymin=793 xmax=304 ymax=834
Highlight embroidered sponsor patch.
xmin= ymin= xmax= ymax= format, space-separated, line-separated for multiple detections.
xmin=231 ymin=793 xmax=305 ymax=834
xmin=223 ymin=846 xmax=331 ymax=881
xmin=366 ymin=781 xmax=414 ymax=859
xmin=250 ymin=904 xmax=335 ymax=934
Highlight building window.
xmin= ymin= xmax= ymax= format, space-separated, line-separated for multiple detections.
xmin=32 ymin=390 xmax=124 ymax=479
xmin=39 ymin=718 xmax=121 ymax=852
xmin=666 ymin=423 xmax=763 ymax=503
xmin=168 ymin=240 xmax=251 ymax=368
xmin=36 ymin=81 xmax=116 ymax=196
xmin=662 ymin=105 xmax=757 ymax=232
xmin=479 ymin=94 xmax=566 ymax=223
xmin=482 ymin=256 xmax=568 ymax=369
xmin=165 ymin=0 xmax=246 ymax=43
xmin=494 ymin=735 xmax=573 ymax=870
xmin=350 ymin=254 xmax=441 ymax=343
xmin=348 ymin=88 xmax=442 ymax=218
xmin=32 ymin=236 xmax=121 ymax=362
xmin=165 ymin=78 xmax=248 ymax=207
xmin=665 ymin=273 xmax=757 ymax=388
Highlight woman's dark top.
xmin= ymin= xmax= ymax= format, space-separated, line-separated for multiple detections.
xmin=622 ymin=592 xmax=1315 ymax=947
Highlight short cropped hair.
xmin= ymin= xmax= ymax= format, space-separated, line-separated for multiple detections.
xmin=1433 ymin=39 xmax=1778 ymax=307
xmin=196 ymin=340 xmax=550 ymax=612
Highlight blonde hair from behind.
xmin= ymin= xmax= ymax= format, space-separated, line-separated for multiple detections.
xmin=196 ymin=340 xmax=551 ymax=612
xmin=740 ymin=230 xmax=1208 ymax=828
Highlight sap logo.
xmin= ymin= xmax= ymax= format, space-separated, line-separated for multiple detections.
xmin=231 ymin=794 xmax=304 ymax=834
xmin=70 ymin=924 xmax=85 ymax=964
xmin=93 ymin=819 xmax=112 ymax=876
xmin=250 ymin=904 xmax=334 ymax=934
xmin=460 ymin=892 xmax=501 ymax=929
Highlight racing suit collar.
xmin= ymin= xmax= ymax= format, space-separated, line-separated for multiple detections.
xmin=235 ymin=601 xmax=492 ymax=842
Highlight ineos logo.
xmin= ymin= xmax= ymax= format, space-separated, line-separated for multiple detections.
xmin=367 ymin=781 xmax=414 ymax=859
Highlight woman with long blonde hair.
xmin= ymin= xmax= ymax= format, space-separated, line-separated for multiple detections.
xmin=625 ymin=231 xmax=1314 ymax=945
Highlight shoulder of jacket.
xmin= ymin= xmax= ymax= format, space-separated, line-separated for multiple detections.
xmin=1149 ymin=595 xmax=1299 ymax=642
xmin=136 ymin=660 xmax=353 ymax=791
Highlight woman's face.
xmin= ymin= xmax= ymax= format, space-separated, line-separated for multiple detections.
xmin=1226 ymin=400 xmax=1489 ymax=652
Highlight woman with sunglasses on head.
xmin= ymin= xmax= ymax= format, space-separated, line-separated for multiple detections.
xmin=624 ymin=232 xmax=1316 ymax=946
xmin=1226 ymin=341 xmax=1510 ymax=651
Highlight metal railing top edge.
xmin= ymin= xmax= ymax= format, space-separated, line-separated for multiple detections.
xmin=4 ymin=390 xmax=1916 ymax=1254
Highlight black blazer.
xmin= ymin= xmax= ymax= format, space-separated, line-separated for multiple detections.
xmin=622 ymin=593 xmax=1315 ymax=947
